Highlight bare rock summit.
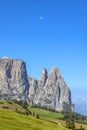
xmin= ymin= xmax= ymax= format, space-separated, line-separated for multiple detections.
xmin=0 ymin=57 xmax=29 ymax=102
xmin=28 ymin=67 xmax=74 ymax=112
xmin=0 ymin=57 xmax=74 ymax=112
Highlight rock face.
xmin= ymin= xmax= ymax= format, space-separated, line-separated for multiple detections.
xmin=0 ymin=57 xmax=29 ymax=101
xmin=0 ymin=57 xmax=74 ymax=112
xmin=28 ymin=67 xmax=74 ymax=112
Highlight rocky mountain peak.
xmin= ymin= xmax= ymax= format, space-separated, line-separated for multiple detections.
xmin=48 ymin=67 xmax=62 ymax=82
xmin=40 ymin=68 xmax=48 ymax=80
xmin=50 ymin=67 xmax=61 ymax=76
xmin=50 ymin=67 xmax=59 ymax=73
xmin=42 ymin=68 xmax=47 ymax=74
xmin=39 ymin=68 xmax=48 ymax=87
xmin=28 ymin=67 xmax=74 ymax=112
xmin=0 ymin=57 xmax=29 ymax=102
xmin=0 ymin=57 xmax=74 ymax=112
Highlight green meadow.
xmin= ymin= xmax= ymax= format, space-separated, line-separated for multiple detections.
xmin=0 ymin=108 xmax=68 ymax=130
xmin=0 ymin=100 xmax=87 ymax=130
xmin=28 ymin=106 xmax=63 ymax=119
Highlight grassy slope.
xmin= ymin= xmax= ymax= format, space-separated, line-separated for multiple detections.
xmin=56 ymin=119 xmax=87 ymax=129
xmin=0 ymin=100 xmax=87 ymax=130
xmin=0 ymin=108 xmax=68 ymax=130
xmin=28 ymin=106 xmax=87 ymax=130
xmin=28 ymin=106 xmax=63 ymax=119
xmin=0 ymin=100 xmax=26 ymax=113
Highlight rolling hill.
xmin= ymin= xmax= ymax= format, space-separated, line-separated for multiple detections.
xmin=0 ymin=100 xmax=87 ymax=130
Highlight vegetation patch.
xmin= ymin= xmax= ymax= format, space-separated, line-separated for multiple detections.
xmin=0 ymin=100 xmax=87 ymax=130
xmin=0 ymin=108 xmax=68 ymax=130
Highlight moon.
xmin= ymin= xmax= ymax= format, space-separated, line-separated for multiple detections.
xmin=40 ymin=16 xmax=44 ymax=20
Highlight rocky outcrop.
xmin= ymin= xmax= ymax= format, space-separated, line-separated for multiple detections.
xmin=28 ymin=68 xmax=48 ymax=105
xmin=43 ymin=67 xmax=72 ymax=111
xmin=0 ymin=57 xmax=29 ymax=101
xmin=39 ymin=68 xmax=48 ymax=88
xmin=28 ymin=67 xmax=74 ymax=112
xmin=0 ymin=57 xmax=74 ymax=112
xmin=28 ymin=77 xmax=38 ymax=103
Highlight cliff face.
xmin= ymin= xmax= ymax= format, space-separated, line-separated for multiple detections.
xmin=28 ymin=67 xmax=74 ymax=112
xmin=0 ymin=57 xmax=74 ymax=112
xmin=0 ymin=57 xmax=29 ymax=101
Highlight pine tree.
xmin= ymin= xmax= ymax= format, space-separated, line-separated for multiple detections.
xmin=66 ymin=119 xmax=75 ymax=129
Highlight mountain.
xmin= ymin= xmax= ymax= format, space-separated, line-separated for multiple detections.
xmin=29 ymin=67 xmax=74 ymax=112
xmin=0 ymin=57 xmax=74 ymax=112
xmin=0 ymin=57 xmax=29 ymax=101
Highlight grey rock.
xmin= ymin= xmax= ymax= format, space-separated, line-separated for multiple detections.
xmin=0 ymin=57 xmax=29 ymax=102
xmin=28 ymin=67 xmax=74 ymax=112
xmin=42 ymin=67 xmax=73 ymax=111
xmin=28 ymin=77 xmax=38 ymax=104
xmin=39 ymin=68 xmax=48 ymax=87
xmin=0 ymin=57 xmax=74 ymax=112
xmin=28 ymin=68 xmax=48 ymax=105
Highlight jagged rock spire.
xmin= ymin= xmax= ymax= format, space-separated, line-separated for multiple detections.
xmin=0 ymin=57 xmax=74 ymax=112
xmin=39 ymin=68 xmax=48 ymax=87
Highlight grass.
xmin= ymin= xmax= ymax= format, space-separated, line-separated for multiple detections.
xmin=28 ymin=106 xmax=87 ymax=130
xmin=28 ymin=106 xmax=64 ymax=119
xmin=0 ymin=100 xmax=26 ymax=113
xmin=57 ymin=119 xmax=87 ymax=130
xmin=74 ymin=122 xmax=87 ymax=130
xmin=0 ymin=108 xmax=68 ymax=130
xmin=0 ymin=100 xmax=87 ymax=130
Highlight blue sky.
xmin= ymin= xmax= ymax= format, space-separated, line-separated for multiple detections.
xmin=0 ymin=0 xmax=87 ymax=100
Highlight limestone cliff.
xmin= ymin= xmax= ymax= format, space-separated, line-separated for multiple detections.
xmin=28 ymin=67 xmax=74 ymax=112
xmin=0 ymin=57 xmax=74 ymax=112
xmin=0 ymin=57 xmax=29 ymax=101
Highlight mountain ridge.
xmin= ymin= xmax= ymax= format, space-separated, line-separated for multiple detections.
xmin=0 ymin=57 xmax=74 ymax=112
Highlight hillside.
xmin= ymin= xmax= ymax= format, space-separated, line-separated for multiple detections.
xmin=0 ymin=100 xmax=26 ymax=113
xmin=0 ymin=100 xmax=87 ymax=130
xmin=0 ymin=108 xmax=68 ymax=130
xmin=28 ymin=105 xmax=64 ymax=119
xmin=28 ymin=105 xmax=87 ymax=130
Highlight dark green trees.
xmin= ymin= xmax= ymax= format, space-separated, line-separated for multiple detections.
xmin=66 ymin=119 xmax=75 ymax=130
